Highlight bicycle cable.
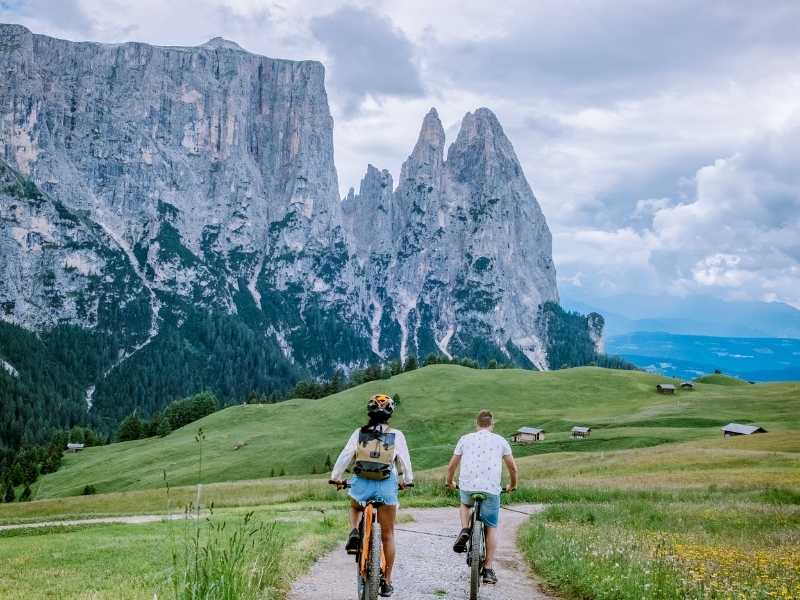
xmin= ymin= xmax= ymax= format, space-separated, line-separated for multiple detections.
xmin=500 ymin=505 xmax=537 ymax=516
xmin=394 ymin=527 xmax=457 ymax=539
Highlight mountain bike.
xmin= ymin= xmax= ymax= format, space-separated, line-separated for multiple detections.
xmin=330 ymin=479 xmax=412 ymax=600
xmin=465 ymin=492 xmax=487 ymax=600
xmin=461 ymin=489 xmax=507 ymax=600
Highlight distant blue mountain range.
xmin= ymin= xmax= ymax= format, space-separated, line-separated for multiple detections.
xmin=561 ymin=291 xmax=800 ymax=381
xmin=561 ymin=291 xmax=800 ymax=339
xmin=605 ymin=332 xmax=800 ymax=382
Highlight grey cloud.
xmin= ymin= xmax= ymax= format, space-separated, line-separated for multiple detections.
xmin=13 ymin=0 xmax=93 ymax=34
xmin=426 ymin=0 xmax=800 ymax=106
xmin=310 ymin=5 xmax=424 ymax=116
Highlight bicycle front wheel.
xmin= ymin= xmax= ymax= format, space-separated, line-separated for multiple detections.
xmin=367 ymin=522 xmax=382 ymax=600
xmin=470 ymin=519 xmax=483 ymax=600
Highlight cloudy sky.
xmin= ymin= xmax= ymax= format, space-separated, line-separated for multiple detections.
xmin=3 ymin=0 xmax=799 ymax=308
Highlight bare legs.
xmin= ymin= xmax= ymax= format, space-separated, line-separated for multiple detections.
xmin=349 ymin=499 xmax=363 ymax=529
xmin=349 ymin=500 xmax=398 ymax=584
xmin=458 ymin=503 xmax=498 ymax=569
xmin=484 ymin=525 xmax=497 ymax=569
xmin=459 ymin=503 xmax=471 ymax=528
xmin=377 ymin=504 xmax=397 ymax=583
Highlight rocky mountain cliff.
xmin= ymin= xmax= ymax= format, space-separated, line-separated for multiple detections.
xmin=343 ymin=108 xmax=557 ymax=368
xmin=0 ymin=24 xmax=594 ymax=429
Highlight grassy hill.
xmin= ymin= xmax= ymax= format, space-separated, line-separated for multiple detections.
xmin=694 ymin=372 xmax=749 ymax=385
xmin=33 ymin=365 xmax=800 ymax=499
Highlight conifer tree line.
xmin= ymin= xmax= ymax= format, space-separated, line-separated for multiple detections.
xmin=1 ymin=299 xmax=635 ymax=487
xmin=115 ymin=391 xmax=217 ymax=441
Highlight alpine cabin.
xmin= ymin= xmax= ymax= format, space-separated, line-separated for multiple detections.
xmin=721 ymin=423 xmax=767 ymax=437
xmin=571 ymin=426 xmax=591 ymax=439
xmin=511 ymin=427 xmax=544 ymax=444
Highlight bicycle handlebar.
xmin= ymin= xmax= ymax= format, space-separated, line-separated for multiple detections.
xmin=328 ymin=479 xmax=414 ymax=490
xmin=450 ymin=484 xmax=512 ymax=494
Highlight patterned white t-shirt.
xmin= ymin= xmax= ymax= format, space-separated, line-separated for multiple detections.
xmin=454 ymin=429 xmax=513 ymax=495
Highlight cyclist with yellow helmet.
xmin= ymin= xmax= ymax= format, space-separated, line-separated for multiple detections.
xmin=330 ymin=393 xmax=413 ymax=597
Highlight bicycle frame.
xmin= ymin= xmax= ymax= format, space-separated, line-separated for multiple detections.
xmin=358 ymin=501 xmax=386 ymax=578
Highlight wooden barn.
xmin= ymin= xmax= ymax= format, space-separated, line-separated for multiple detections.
xmin=656 ymin=383 xmax=676 ymax=394
xmin=721 ymin=423 xmax=767 ymax=437
xmin=571 ymin=426 xmax=592 ymax=439
xmin=680 ymin=382 xmax=695 ymax=390
xmin=511 ymin=427 xmax=544 ymax=444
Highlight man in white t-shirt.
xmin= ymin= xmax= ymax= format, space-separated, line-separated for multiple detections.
xmin=446 ymin=409 xmax=518 ymax=585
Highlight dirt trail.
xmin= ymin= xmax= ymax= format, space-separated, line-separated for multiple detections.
xmin=0 ymin=513 xmax=193 ymax=531
xmin=289 ymin=504 xmax=555 ymax=600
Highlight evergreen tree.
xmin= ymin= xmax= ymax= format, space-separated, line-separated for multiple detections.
xmin=20 ymin=483 xmax=31 ymax=502
xmin=117 ymin=414 xmax=143 ymax=442
xmin=279 ymin=467 xmax=286 ymax=477
xmin=324 ymin=454 xmax=332 ymax=471
xmin=3 ymin=481 xmax=14 ymax=503
xmin=389 ymin=359 xmax=402 ymax=376
xmin=403 ymin=355 xmax=418 ymax=372
xmin=487 ymin=359 xmax=498 ymax=369
xmin=424 ymin=353 xmax=440 ymax=366
xmin=156 ymin=417 xmax=172 ymax=437
xmin=392 ymin=393 xmax=401 ymax=407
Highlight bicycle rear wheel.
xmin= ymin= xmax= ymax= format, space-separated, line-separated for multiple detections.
xmin=469 ymin=519 xmax=483 ymax=600
xmin=367 ymin=522 xmax=382 ymax=600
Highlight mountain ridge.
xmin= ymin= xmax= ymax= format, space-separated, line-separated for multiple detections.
xmin=0 ymin=24 xmax=602 ymax=443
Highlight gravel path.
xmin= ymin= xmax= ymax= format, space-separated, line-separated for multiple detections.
xmin=289 ymin=504 xmax=555 ymax=600
xmin=0 ymin=513 xmax=194 ymax=531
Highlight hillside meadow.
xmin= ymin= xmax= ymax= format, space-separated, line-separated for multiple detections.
xmin=0 ymin=365 xmax=797 ymax=599
xmin=26 ymin=365 xmax=800 ymax=499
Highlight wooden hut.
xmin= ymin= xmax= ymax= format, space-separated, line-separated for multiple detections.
xmin=571 ymin=426 xmax=592 ymax=439
xmin=656 ymin=383 xmax=676 ymax=394
xmin=721 ymin=423 xmax=767 ymax=437
xmin=511 ymin=427 xmax=544 ymax=444
xmin=66 ymin=443 xmax=85 ymax=453
xmin=680 ymin=382 xmax=695 ymax=390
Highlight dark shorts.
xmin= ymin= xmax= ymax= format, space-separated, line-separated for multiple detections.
xmin=460 ymin=490 xmax=500 ymax=528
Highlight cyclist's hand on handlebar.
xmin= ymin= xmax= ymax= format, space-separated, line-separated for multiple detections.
xmin=328 ymin=479 xmax=346 ymax=490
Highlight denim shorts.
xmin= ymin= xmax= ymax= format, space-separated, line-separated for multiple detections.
xmin=349 ymin=471 xmax=399 ymax=506
xmin=460 ymin=490 xmax=501 ymax=528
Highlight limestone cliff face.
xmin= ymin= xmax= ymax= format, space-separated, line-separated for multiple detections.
xmin=1 ymin=24 xmax=564 ymax=381
xmin=343 ymin=108 xmax=558 ymax=368
xmin=0 ymin=23 xmax=371 ymax=371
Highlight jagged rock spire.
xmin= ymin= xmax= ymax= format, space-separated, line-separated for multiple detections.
xmin=448 ymin=107 xmax=522 ymax=184
xmin=400 ymin=108 xmax=445 ymax=184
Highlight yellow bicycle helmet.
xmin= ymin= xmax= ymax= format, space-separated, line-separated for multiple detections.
xmin=367 ymin=393 xmax=394 ymax=420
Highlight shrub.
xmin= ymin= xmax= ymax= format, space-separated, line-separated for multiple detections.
xmin=82 ymin=484 xmax=96 ymax=495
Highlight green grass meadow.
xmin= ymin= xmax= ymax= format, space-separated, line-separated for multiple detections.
xmin=27 ymin=366 xmax=800 ymax=498
xmin=0 ymin=365 xmax=798 ymax=599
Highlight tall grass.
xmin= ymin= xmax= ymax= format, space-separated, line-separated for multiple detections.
xmin=168 ymin=510 xmax=285 ymax=600
xmin=164 ymin=427 xmax=288 ymax=600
